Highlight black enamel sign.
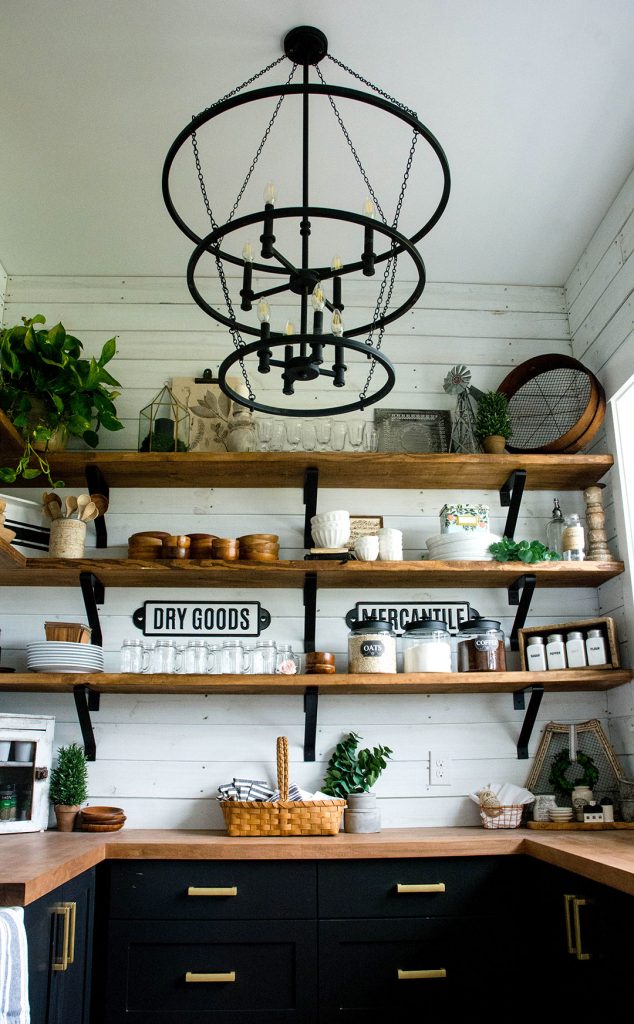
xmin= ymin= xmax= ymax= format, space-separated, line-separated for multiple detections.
xmin=133 ymin=601 xmax=271 ymax=638
xmin=345 ymin=601 xmax=475 ymax=635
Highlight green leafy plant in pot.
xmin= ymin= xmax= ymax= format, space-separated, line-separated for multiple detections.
xmin=322 ymin=732 xmax=393 ymax=833
xmin=474 ymin=390 xmax=513 ymax=453
xmin=0 ymin=314 xmax=123 ymax=486
xmin=49 ymin=742 xmax=89 ymax=832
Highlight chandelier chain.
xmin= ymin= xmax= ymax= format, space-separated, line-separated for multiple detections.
xmin=325 ymin=53 xmax=418 ymax=119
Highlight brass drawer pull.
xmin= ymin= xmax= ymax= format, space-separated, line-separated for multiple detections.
xmin=185 ymin=971 xmax=236 ymax=983
xmin=52 ymin=903 xmax=72 ymax=972
xmin=396 ymin=883 xmax=446 ymax=894
xmin=563 ymin=894 xmax=576 ymax=954
xmin=66 ymin=901 xmax=76 ymax=965
xmin=187 ymin=886 xmax=238 ymax=897
xmin=398 ymin=968 xmax=447 ymax=980
xmin=573 ymin=897 xmax=593 ymax=960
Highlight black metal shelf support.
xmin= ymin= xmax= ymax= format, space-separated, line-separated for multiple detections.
xmin=513 ymin=684 xmax=545 ymax=759
xmin=79 ymin=571 xmax=105 ymax=647
xmin=84 ymin=464 xmax=109 ymax=549
xmin=303 ymin=571 xmax=318 ymax=761
xmin=73 ymin=685 xmax=100 ymax=761
xmin=303 ymin=466 xmax=319 ymax=548
xmin=508 ymin=572 xmax=537 ymax=651
xmin=500 ymin=469 xmax=527 ymax=539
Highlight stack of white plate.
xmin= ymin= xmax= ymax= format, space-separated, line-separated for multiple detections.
xmin=27 ymin=641 xmax=104 ymax=673
xmin=548 ymin=807 xmax=574 ymax=823
xmin=425 ymin=532 xmax=501 ymax=561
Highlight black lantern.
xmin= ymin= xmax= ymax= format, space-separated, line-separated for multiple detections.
xmin=162 ymin=26 xmax=450 ymax=417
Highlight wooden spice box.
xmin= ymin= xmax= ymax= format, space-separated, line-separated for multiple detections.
xmin=518 ymin=616 xmax=619 ymax=670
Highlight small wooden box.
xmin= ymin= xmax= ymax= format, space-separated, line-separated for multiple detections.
xmin=518 ymin=616 xmax=619 ymax=670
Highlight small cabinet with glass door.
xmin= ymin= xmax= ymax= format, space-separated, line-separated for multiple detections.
xmin=0 ymin=713 xmax=54 ymax=833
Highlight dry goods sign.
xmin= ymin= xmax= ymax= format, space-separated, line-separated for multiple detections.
xmin=133 ymin=601 xmax=271 ymax=638
xmin=345 ymin=601 xmax=475 ymax=635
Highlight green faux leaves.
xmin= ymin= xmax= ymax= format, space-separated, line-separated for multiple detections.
xmin=488 ymin=537 xmax=561 ymax=563
xmin=321 ymin=732 xmax=393 ymax=798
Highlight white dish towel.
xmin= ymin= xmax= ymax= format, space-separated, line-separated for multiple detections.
xmin=0 ymin=907 xmax=30 ymax=1024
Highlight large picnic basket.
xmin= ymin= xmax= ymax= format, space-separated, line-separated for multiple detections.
xmin=220 ymin=736 xmax=345 ymax=837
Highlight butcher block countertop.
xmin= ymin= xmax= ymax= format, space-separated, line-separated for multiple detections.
xmin=2 ymin=827 xmax=634 ymax=906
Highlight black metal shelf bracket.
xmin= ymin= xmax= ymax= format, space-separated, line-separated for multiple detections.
xmin=500 ymin=469 xmax=527 ymax=539
xmin=84 ymin=464 xmax=109 ymax=549
xmin=303 ymin=571 xmax=318 ymax=761
xmin=79 ymin=571 xmax=105 ymax=647
xmin=73 ymin=685 xmax=100 ymax=761
xmin=513 ymin=684 xmax=545 ymax=759
xmin=303 ymin=466 xmax=319 ymax=548
xmin=508 ymin=572 xmax=537 ymax=650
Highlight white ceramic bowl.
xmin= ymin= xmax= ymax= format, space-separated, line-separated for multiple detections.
xmin=311 ymin=523 xmax=351 ymax=548
xmin=311 ymin=510 xmax=350 ymax=525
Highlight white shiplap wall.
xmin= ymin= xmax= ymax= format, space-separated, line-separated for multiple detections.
xmin=0 ymin=275 xmax=606 ymax=828
xmin=566 ymin=167 xmax=634 ymax=776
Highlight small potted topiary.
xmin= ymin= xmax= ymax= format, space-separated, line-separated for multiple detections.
xmin=474 ymin=390 xmax=513 ymax=453
xmin=49 ymin=742 xmax=89 ymax=832
xmin=321 ymin=732 xmax=393 ymax=833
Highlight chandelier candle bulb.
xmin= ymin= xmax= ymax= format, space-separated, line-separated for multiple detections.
xmin=240 ymin=242 xmax=254 ymax=310
xmin=331 ymin=256 xmax=343 ymax=311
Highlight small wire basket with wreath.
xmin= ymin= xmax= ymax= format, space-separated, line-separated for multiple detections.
xmin=219 ymin=736 xmax=346 ymax=837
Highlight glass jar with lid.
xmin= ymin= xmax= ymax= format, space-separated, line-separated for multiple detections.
xmin=456 ymin=617 xmax=506 ymax=672
xmin=401 ymin=619 xmax=452 ymax=673
xmin=348 ymin=620 xmax=397 ymax=674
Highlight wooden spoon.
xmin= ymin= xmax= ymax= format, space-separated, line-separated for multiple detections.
xmin=89 ymin=493 xmax=109 ymax=516
xmin=65 ymin=495 xmax=77 ymax=519
xmin=75 ymin=494 xmax=91 ymax=520
xmin=80 ymin=501 xmax=99 ymax=523
xmin=44 ymin=498 xmax=62 ymax=520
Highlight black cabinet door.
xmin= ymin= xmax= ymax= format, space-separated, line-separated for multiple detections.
xmin=105 ymin=918 xmax=317 ymax=1024
xmin=25 ymin=868 xmax=95 ymax=1024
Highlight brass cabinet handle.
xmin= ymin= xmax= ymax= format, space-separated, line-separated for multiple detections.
xmin=573 ymin=897 xmax=593 ymax=960
xmin=187 ymin=886 xmax=238 ymax=897
xmin=396 ymin=883 xmax=446 ymax=894
xmin=52 ymin=904 xmax=72 ymax=972
xmin=185 ymin=971 xmax=236 ymax=983
xmin=397 ymin=968 xmax=447 ymax=980
xmin=563 ymin=894 xmax=576 ymax=954
xmin=66 ymin=901 xmax=76 ymax=965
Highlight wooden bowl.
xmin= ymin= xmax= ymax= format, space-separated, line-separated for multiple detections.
xmin=305 ymin=651 xmax=336 ymax=667
xmin=129 ymin=531 xmax=170 ymax=542
xmin=187 ymin=533 xmax=217 ymax=542
xmin=163 ymin=535 xmax=191 ymax=547
xmin=240 ymin=551 xmax=279 ymax=563
xmin=79 ymin=820 xmax=126 ymax=832
xmin=80 ymin=805 xmax=125 ymax=820
xmin=304 ymin=664 xmax=337 ymax=674
xmin=238 ymin=534 xmax=279 ymax=544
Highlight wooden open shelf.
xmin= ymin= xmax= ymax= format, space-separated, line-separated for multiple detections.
xmin=0 ymin=669 xmax=630 ymax=696
xmin=0 ymin=542 xmax=625 ymax=589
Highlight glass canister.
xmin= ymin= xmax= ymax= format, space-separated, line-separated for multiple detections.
xmin=456 ymin=617 xmax=507 ymax=672
xmin=401 ymin=619 xmax=452 ymax=673
xmin=348 ymin=620 xmax=397 ymax=674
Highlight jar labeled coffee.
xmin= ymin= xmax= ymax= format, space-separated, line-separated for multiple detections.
xmin=348 ymin=620 xmax=396 ymax=673
xmin=456 ymin=617 xmax=506 ymax=672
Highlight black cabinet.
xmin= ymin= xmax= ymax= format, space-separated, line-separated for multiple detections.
xmin=25 ymin=868 xmax=95 ymax=1024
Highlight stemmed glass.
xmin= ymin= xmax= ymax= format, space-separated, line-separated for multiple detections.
xmin=256 ymin=418 xmax=273 ymax=451
xmin=347 ymin=420 xmax=365 ymax=451
xmin=315 ymin=418 xmax=332 ymax=451
xmin=269 ymin=421 xmax=286 ymax=451
xmin=363 ymin=424 xmax=378 ymax=452
xmin=285 ymin=420 xmax=302 ymax=451
xmin=301 ymin=423 xmax=317 ymax=451
xmin=331 ymin=421 xmax=348 ymax=451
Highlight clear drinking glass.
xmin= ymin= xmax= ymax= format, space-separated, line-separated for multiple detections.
xmin=275 ymin=644 xmax=301 ymax=674
xmin=301 ymin=422 xmax=317 ymax=451
xmin=363 ymin=424 xmax=378 ymax=451
xmin=269 ymin=421 xmax=286 ymax=451
xmin=256 ymin=418 xmax=274 ymax=451
xmin=121 ymin=639 xmax=149 ymax=673
xmin=331 ymin=421 xmax=348 ymax=451
xmin=347 ymin=420 xmax=365 ymax=451
xmin=249 ymin=640 xmax=278 ymax=674
xmin=285 ymin=420 xmax=302 ymax=451
xmin=149 ymin=640 xmax=181 ymax=674
xmin=219 ymin=640 xmax=249 ymax=674
xmin=315 ymin=418 xmax=332 ymax=451
xmin=207 ymin=643 xmax=222 ymax=674
xmin=182 ymin=640 xmax=211 ymax=673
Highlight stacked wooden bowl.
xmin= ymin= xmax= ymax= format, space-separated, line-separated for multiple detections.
xmin=128 ymin=531 xmax=170 ymax=559
xmin=305 ymin=651 xmax=336 ymax=674
xmin=78 ymin=805 xmax=126 ymax=832
xmin=238 ymin=534 xmax=280 ymax=562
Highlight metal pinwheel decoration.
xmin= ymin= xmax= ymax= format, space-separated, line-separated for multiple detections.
xmin=443 ymin=365 xmax=483 ymax=454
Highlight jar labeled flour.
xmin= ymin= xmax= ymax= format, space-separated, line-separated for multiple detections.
xmin=348 ymin=620 xmax=396 ymax=674
xmin=401 ymin=619 xmax=452 ymax=673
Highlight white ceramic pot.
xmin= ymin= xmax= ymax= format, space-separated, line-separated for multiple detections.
xmin=354 ymin=536 xmax=379 ymax=561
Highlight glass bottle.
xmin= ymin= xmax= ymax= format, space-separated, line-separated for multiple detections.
xmin=562 ymin=513 xmax=585 ymax=560
xmin=546 ymin=498 xmax=566 ymax=555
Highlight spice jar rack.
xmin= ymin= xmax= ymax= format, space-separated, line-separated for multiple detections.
xmin=518 ymin=617 xmax=620 ymax=670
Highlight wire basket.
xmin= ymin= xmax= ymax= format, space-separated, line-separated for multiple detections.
xmin=219 ymin=736 xmax=345 ymax=837
xmin=479 ymin=804 xmax=524 ymax=829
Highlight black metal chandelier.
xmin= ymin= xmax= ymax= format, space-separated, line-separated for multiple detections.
xmin=162 ymin=25 xmax=450 ymax=417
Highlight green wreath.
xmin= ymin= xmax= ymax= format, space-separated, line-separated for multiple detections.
xmin=548 ymin=750 xmax=599 ymax=795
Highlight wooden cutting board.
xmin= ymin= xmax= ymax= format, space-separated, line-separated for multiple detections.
xmin=527 ymin=821 xmax=634 ymax=829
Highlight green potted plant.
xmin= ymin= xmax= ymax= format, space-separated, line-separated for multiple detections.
xmin=0 ymin=314 xmax=123 ymax=485
xmin=322 ymin=732 xmax=393 ymax=833
xmin=49 ymin=742 xmax=89 ymax=832
xmin=474 ymin=390 xmax=513 ymax=453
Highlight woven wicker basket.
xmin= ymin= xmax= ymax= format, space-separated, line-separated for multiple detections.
xmin=220 ymin=736 xmax=345 ymax=837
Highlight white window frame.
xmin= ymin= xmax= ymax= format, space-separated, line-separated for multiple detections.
xmin=606 ymin=373 xmax=634 ymax=634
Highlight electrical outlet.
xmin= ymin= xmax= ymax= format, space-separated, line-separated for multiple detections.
xmin=429 ymin=751 xmax=452 ymax=786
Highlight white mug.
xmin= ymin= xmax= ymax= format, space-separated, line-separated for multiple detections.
xmin=378 ymin=527 xmax=403 ymax=560
xmin=354 ymin=536 xmax=379 ymax=561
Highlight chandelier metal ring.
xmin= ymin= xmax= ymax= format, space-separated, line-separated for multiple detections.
xmin=217 ymin=337 xmax=396 ymax=418
xmin=186 ymin=208 xmax=427 ymax=339
xmin=162 ymin=82 xmax=451 ymax=261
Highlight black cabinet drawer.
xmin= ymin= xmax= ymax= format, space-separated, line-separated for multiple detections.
xmin=319 ymin=917 xmax=517 ymax=1018
xmin=318 ymin=856 xmax=520 ymax=918
xmin=107 ymin=860 xmax=316 ymax=920
xmin=105 ymin=919 xmax=317 ymax=1023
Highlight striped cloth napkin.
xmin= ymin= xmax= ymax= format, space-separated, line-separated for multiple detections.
xmin=217 ymin=779 xmax=330 ymax=802
xmin=0 ymin=907 xmax=30 ymax=1024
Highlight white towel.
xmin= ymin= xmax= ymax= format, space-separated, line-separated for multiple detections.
xmin=0 ymin=907 xmax=30 ymax=1024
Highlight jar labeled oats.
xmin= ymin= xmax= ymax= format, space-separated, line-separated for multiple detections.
xmin=348 ymin=620 xmax=396 ymax=674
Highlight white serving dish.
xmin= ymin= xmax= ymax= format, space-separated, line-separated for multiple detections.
xmin=311 ymin=523 xmax=351 ymax=548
